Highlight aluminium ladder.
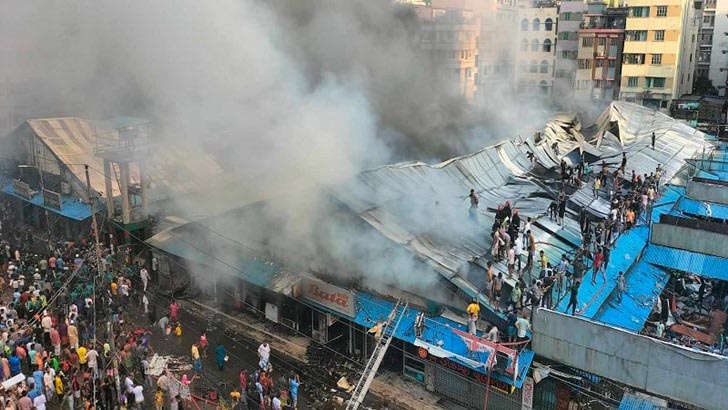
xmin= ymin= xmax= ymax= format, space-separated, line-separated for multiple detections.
xmin=345 ymin=300 xmax=409 ymax=410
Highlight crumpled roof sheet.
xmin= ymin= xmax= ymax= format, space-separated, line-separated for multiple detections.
xmin=25 ymin=118 xmax=222 ymax=200
xmin=330 ymin=102 xmax=714 ymax=312
xmin=27 ymin=118 xmax=117 ymax=195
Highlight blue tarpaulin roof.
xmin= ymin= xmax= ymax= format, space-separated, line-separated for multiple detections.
xmin=593 ymin=259 xmax=669 ymax=332
xmin=619 ymin=392 xmax=667 ymax=410
xmin=2 ymin=183 xmax=93 ymax=221
xmin=353 ymin=293 xmax=534 ymax=388
xmin=678 ymin=196 xmax=728 ymax=220
xmin=554 ymin=184 xmax=681 ymax=331
xmin=643 ymin=244 xmax=728 ymax=281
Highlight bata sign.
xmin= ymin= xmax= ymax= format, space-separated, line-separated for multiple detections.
xmin=300 ymin=277 xmax=355 ymax=318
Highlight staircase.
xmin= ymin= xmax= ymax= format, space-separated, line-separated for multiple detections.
xmin=345 ymin=300 xmax=409 ymax=410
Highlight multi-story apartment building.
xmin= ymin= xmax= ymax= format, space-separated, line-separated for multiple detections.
xmin=416 ymin=7 xmax=481 ymax=99
xmin=516 ymin=1 xmax=558 ymax=95
xmin=696 ymin=0 xmax=716 ymax=80
xmin=554 ymin=1 xmax=589 ymax=98
xmin=574 ymin=3 xmax=628 ymax=102
xmin=477 ymin=0 xmax=520 ymax=99
xmin=707 ymin=0 xmax=728 ymax=96
xmin=619 ymin=0 xmax=701 ymax=110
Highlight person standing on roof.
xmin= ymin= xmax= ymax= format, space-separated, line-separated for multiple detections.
xmin=651 ymin=132 xmax=656 ymax=149
xmin=526 ymin=230 xmax=536 ymax=273
xmin=466 ymin=298 xmax=480 ymax=335
xmin=468 ymin=189 xmax=479 ymax=222
xmin=616 ymin=271 xmax=626 ymax=302
xmin=591 ymin=247 xmax=604 ymax=285
xmin=558 ymin=193 xmax=567 ymax=226
xmin=565 ymin=281 xmax=579 ymax=315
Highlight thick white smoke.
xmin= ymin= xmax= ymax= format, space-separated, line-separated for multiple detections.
xmin=0 ymin=0 xmax=552 ymax=298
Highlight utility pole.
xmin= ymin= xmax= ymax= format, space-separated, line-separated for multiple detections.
xmin=85 ymin=164 xmax=104 ymax=406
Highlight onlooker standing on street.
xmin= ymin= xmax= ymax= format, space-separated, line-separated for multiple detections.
xmin=216 ymin=342 xmax=226 ymax=372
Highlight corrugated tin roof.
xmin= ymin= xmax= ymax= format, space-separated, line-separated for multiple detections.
xmin=619 ymin=392 xmax=668 ymax=410
xmin=593 ymin=259 xmax=669 ymax=332
xmin=643 ymin=244 xmax=728 ymax=281
xmin=26 ymin=118 xmax=118 ymax=196
xmin=24 ymin=117 xmax=223 ymax=200
xmin=678 ymin=196 xmax=728 ymax=220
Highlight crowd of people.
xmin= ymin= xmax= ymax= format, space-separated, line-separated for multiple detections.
xmin=0 ymin=194 xmax=304 ymax=410
xmin=467 ymin=152 xmax=667 ymax=346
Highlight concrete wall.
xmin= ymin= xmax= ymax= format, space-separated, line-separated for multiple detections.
xmin=532 ymin=309 xmax=728 ymax=410
xmin=651 ymin=223 xmax=728 ymax=258
xmin=687 ymin=179 xmax=728 ymax=205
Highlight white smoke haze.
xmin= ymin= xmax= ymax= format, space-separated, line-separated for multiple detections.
xmin=1 ymin=0 xmax=555 ymax=298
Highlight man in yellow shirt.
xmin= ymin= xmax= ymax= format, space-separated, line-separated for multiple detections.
xmin=77 ymin=345 xmax=88 ymax=371
xmin=191 ymin=342 xmax=202 ymax=374
xmin=466 ymin=298 xmax=480 ymax=335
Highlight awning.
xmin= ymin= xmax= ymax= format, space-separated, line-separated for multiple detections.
xmin=619 ymin=392 xmax=668 ymax=410
xmin=643 ymin=244 xmax=728 ymax=281
xmin=2 ymin=183 xmax=93 ymax=221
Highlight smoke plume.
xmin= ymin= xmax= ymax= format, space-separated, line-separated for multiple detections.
xmin=0 ymin=0 xmax=553 ymax=298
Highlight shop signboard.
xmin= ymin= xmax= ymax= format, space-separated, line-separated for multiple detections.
xmin=12 ymin=180 xmax=31 ymax=200
xmin=43 ymin=189 xmax=62 ymax=209
xmin=521 ymin=377 xmax=534 ymax=410
xmin=300 ymin=277 xmax=355 ymax=318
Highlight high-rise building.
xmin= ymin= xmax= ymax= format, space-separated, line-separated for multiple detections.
xmin=618 ymin=0 xmax=701 ymax=110
xmin=515 ymin=1 xmax=558 ymax=95
xmin=415 ymin=6 xmax=481 ymax=99
xmin=696 ymin=0 xmax=716 ymax=80
xmin=706 ymin=0 xmax=728 ymax=96
xmin=574 ymin=4 xmax=628 ymax=102
xmin=477 ymin=0 xmax=519 ymax=99
xmin=554 ymin=1 xmax=590 ymax=98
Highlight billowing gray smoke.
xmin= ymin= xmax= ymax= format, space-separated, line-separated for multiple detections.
xmin=1 ymin=0 xmax=553 ymax=299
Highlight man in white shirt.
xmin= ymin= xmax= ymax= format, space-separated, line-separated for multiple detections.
xmin=140 ymin=268 xmax=151 ymax=292
xmin=142 ymin=293 xmax=149 ymax=315
xmin=86 ymin=348 xmax=99 ymax=377
xmin=257 ymin=341 xmax=271 ymax=369
xmin=33 ymin=393 xmax=47 ymax=410
xmin=133 ymin=384 xmax=145 ymax=408
xmin=125 ymin=375 xmax=134 ymax=395
xmin=515 ymin=315 xmax=531 ymax=343
xmin=272 ymin=393 xmax=282 ymax=410
xmin=655 ymin=321 xmax=665 ymax=338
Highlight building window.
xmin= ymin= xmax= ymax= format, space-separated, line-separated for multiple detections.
xmin=543 ymin=38 xmax=552 ymax=52
xmin=654 ymin=30 xmax=665 ymax=41
xmin=540 ymin=80 xmax=549 ymax=94
xmin=533 ymin=18 xmax=541 ymax=31
xmin=578 ymin=59 xmax=592 ymax=69
xmin=561 ymin=50 xmax=570 ymax=59
xmin=529 ymin=60 xmax=538 ymax=72
xmin=540 ymin=60 xmax=549 ymax=73
xmin=531 ymin=39 xmax=540 ymax=52
xmin=521 ymin=38 xmax=528 ymax=51
xmin=545 ymin=18 xmax=554 ymax=31
xmin=645 ymin=77 xmax=666 ymax=88
xmin=623 ymin=53 xmax=645 ymax=64
xmin=626 ymin=30 xmax=648 ymax=41
xmin=656 ymin=6 xmax=668 ymax=17
xmin=521 ymin=18 xmax=529 ymax=31
xmin=582 ymin=37 xmax=593 ymax=47
xmin=631 ymin=7 xmax=650 ymax=17
xmin=561 ymin=32 xmax=569 ymax=40
xmin=627 ymin=77 xmax=638 ymax=87
xmin=562 ymin=12 xmax=572 ymax=20
xmin=651 ymin=54 xmax=662 ymax=65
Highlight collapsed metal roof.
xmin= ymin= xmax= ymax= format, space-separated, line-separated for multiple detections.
xmin=148 ymin=101 xmax=714 ymax=320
